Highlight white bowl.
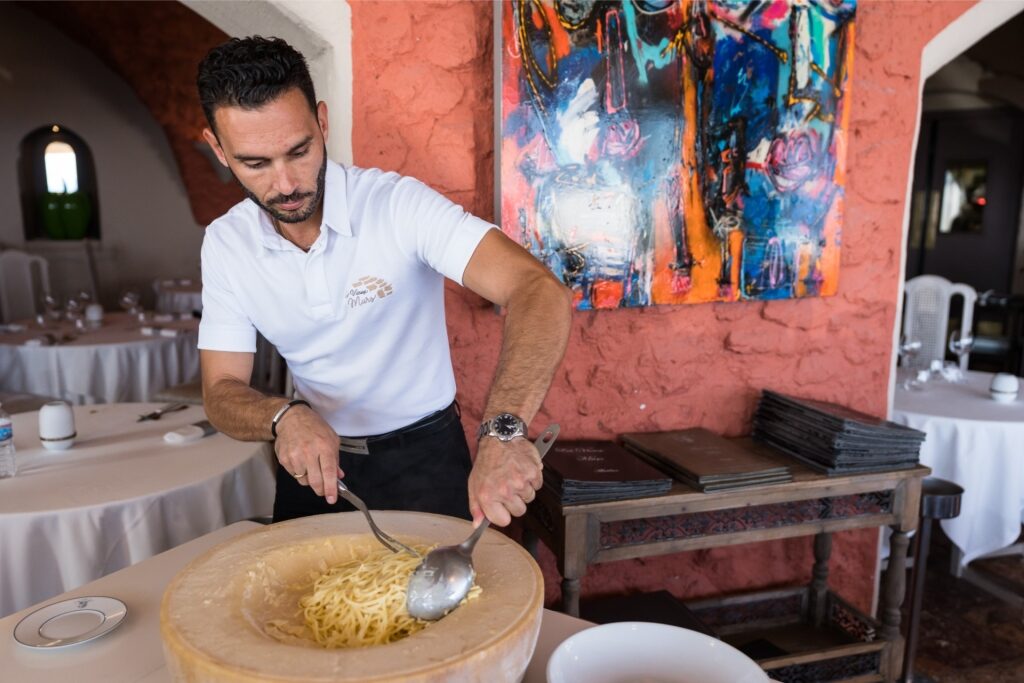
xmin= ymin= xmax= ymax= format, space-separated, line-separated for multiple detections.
xmin=547 ymin=622 xmax=769 ymax=683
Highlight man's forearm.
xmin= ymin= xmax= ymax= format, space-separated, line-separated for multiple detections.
xmin=203 ymin=378 xmax=289 ymax=441
xmin=483 ymin=273 xmax=572 ymax=424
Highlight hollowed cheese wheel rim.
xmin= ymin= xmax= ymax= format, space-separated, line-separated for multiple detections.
xmin=160 ymin=511 xmax=544 ymax=683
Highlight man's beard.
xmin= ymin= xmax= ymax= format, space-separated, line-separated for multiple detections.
xmin=239 ymin=149 xmax=327 ymax=224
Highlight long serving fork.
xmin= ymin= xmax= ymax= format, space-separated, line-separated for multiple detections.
xmin=336 ymin=479 xmax=422 ymax=558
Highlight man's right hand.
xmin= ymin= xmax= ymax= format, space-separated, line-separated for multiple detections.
xmin=274 ymin=405 xmax=342 ymax=503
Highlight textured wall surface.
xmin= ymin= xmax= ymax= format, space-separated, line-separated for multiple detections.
xmin=351 ymin=0 xmax=976 ymax=611
xmin=23 ymin=0 xmax=977 ymax=613
xmin=1 ymin=3 xmax=209 ymax=301
xmin=20 ymin=0 xmax=241 ymax=227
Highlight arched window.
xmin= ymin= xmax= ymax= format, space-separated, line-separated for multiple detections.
xmin=17 ymin=124 xmax=101 ymax=240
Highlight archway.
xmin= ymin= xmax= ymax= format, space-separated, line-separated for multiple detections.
xmin=184 ymin=0 xmax=353 ymax=166
xmin=889 ymin=0 xmax=1024 ymax=411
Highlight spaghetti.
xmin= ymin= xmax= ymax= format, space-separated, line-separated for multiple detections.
xmin=298 ymin=545 xmax=482 ymax=648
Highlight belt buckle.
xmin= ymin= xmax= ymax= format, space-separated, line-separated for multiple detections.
xmin=339 ymin=436 xmax=370 ymax=455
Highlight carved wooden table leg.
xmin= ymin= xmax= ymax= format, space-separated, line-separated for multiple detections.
xmin=881 ymin=527 xmax=910 ymax=682
xmin=809 ymin=531 xmax=832 ymax=627
xmin=561 ymin=577 xmax=581 ymax=617
xmin=559 ymin=514 xmax=588 ymax=617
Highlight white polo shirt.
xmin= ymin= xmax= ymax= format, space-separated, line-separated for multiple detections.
xmin=198 ymin=161 xmax=493 ymax=435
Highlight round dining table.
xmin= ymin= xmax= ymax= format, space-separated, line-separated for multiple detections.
xmin=892 ymin=370 xmax=1024 ymax=569
xmin=0 ymin=312 xmax=199 ymax=405
xmin=0 ymin=403 xmax=276 ymax=618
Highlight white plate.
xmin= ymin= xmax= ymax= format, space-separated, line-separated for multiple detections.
xmin=13 ymin=596 xmax=127 ymax=649
xmin=547 ymin=621 xmax=769 ymax=683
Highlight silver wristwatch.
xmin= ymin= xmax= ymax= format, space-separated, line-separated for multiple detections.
xmin=477 ymin=412 xmax=527 ymax=442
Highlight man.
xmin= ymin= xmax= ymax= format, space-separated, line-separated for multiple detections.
xmin=195 ymin=37 xmax=571 ymax=527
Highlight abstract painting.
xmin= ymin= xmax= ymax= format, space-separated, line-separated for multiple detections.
xmin=499 ymin=0 xmax=856 ymax=310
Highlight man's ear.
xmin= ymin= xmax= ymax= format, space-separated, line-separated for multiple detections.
xmin=202 ymin=128 xmax=229 ymax=167
xmin=317 ymin=101 xmax=329 ymax=143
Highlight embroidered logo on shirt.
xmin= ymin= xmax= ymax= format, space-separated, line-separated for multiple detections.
xmin=347 ymin=276 xmax=394 ymax=308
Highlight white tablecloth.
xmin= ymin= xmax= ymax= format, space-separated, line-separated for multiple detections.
xmin=0 ymin=522 xmax=783 ymax=682
xmin=154 ymin=280 xmax=202 ymax=315
xmin=892 ymin=370 xmax=1024 ymax=567
xmin=0 ymin=403 xmax=276 ymax=618
xmin=0 ymin=521 xmax=597 ymax=683
xmin=0 ymin=312 xmax=199 ymax=404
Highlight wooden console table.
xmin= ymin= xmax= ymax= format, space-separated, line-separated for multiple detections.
xmin=523 ymin=445 xmax=928 ymax=683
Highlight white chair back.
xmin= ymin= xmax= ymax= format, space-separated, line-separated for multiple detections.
xmin=0 ymin=250 xmax=51 ymax=323
xmin=903 ymin=275 xmax=977 ymax=370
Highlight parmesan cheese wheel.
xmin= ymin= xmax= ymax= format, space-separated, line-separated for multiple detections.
xmin=160 ymin=512 xmax=544 ymax=682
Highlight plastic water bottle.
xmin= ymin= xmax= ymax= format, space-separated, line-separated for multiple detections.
xmin=0 ymin=403 xmax=16 ymax=478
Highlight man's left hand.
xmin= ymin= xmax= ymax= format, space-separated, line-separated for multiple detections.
xmin=468 ymin=437 xmax=543 ymax=527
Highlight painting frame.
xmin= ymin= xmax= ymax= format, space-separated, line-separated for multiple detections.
xmin=495 ymin=0 xmax=856 ymax=311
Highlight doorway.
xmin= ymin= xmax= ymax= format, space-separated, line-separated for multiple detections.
xmin=904 ymin=11 xmax=1024 ymax=373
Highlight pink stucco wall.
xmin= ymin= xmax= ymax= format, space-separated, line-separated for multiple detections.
xmin=351 ymin=0 xmax=975 ymax=612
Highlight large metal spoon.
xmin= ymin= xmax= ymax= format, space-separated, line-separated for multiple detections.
xmin=406 ymin=424 xmax=560 ymax=621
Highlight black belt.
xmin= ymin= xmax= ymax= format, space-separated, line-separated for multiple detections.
xmin=337 ymin=401 xmax=460 ymax=455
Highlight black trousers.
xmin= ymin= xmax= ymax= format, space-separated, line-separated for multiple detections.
xmin=272 ymin=403 xmax=473 ymax=523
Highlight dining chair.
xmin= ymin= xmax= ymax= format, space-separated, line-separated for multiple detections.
xmin=902 ymin=275 xmax=977 ymax=371
xmin=0 ymin=250 xmax=51 ymax=323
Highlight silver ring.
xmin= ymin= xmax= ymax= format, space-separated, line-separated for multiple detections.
xmin=293 ymin=472 xmax=307 ymax=480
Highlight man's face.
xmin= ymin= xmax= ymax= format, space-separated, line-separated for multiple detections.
xmin=204 ymin=87 xmax=329 ymax=225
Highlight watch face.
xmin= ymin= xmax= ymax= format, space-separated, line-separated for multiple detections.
xmin=494 ymin=413 xmax=522 ymax=437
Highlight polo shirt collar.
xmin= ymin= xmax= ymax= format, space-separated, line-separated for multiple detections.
xmin=256 ymin=159 xmax=350 ymax=254
xmin=322 ymin=160 xmax=351 ymax=238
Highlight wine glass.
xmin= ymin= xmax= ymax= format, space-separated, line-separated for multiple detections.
xmin=898 ymin=336 xmax=922 ymax=369
xmin=898 ymin=336 xmax=924 ymax=390
xmin=118 ymin=289 xmax=141 ymax=316
xmin=43 ymin=294 xmax=62 ymax=325
xmin=948 ymin=329 xmax=974 ymax=373
xmin=64 ymin=296 xmax=85 ymax=332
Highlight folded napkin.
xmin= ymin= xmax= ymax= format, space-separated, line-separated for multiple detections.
xmin=141 ymin=325 xmax=183 ymax=338
xmin=164 ymin=420 xmax=217 ymax=444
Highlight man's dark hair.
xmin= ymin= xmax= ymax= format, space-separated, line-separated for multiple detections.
xmin=197 ymin=36 xmax=317 ymax=134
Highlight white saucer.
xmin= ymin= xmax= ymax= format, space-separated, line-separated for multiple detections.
xmin=13 ymin=596 xmax=127 ymax=649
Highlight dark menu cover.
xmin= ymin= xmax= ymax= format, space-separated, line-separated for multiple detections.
xmin=753 ymin=390 xmax=925 ymax=476
xmin=760 ymin=391 xmax=925 ymax=440
xmin=546 ymin=441 xmax=672 ymax=484
xmin=580 ymin=591 xmax=718 ymax=638
xmin=620 ymin=428 xmax=791 ymax=484
xmin=544 ymin=440 xmax=673 ymax=504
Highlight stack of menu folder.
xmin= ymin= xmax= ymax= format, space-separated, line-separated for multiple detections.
xmin=620 ymin=428 xmax=792 ymax=492
xmin=580 ymin=591 xmax=718 ymax=638
xmin=544 ymin=440 xmax=673 ymax=505
xmin=752 ymin=390 xmax=925 ymax=476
